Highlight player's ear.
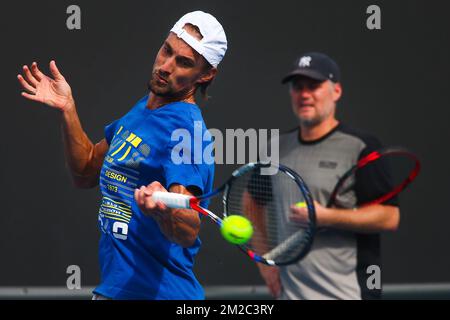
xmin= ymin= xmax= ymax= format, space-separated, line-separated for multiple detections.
xmin=332 ymin=82 xmax=343 ymax=102
xmin=197 ymin=67 xmax=217 ymax=85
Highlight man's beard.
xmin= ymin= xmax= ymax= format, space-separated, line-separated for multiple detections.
xmin=298 ymin=107 xmax=332 ymax=128
xmin=147 ymin=71 xmax=191 ymax=99
xmin=147 ymin=77 xmax=174 ymax=97
xmin=299 ymin=116 xmax=323 ymax=127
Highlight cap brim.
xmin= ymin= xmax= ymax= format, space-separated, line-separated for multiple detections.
xmin=281 ymin=69 xmax=328 ymax=84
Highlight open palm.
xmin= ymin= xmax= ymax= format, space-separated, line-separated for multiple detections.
xmin=17 ymin=61 xmax=73 ymax=111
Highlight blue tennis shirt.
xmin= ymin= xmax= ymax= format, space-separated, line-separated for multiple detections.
xmin=93 ymin=95 xmax=214 ymax=299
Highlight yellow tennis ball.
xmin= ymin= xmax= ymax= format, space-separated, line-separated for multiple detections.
xmin=295 ymin=201 xmax=306 ymax=208
xmin=220 ymin=215 xmax=253 ymax=245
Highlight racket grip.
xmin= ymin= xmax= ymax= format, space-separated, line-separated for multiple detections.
xmin=152 ymin=191 xmax=193 ymax=209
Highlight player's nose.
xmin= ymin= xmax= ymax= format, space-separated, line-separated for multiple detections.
xmin=159 ymin=57 xmax=175 ymax=74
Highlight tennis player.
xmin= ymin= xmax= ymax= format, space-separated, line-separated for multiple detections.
xmin=258 ymin=52 xmax=400 ymax=300
xmin=17 ymin=11 xmax=227 ymax=300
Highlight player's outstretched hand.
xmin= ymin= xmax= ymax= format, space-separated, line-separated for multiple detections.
xmin=17 ymin=60 xmax=74 ymax=112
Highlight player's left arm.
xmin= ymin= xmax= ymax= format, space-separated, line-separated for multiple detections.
xmin=291 ymin=202 xmax=399 ymax=233
xmin=292 ymin=135 xmax=402 ymax=233
xmin=317 ymin=136 xmax=400 ymax=233
xmin=134 ymin=182 xmax=201 ymax=247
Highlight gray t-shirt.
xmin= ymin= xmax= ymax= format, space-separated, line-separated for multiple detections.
xmin=268 ymin=124 xmax=397 ymax=300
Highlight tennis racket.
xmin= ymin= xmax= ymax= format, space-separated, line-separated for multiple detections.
xmin=327 ymin=146 xmax=421 ymax=208
xmin=152 ymin=162 xmax=316 ymax=266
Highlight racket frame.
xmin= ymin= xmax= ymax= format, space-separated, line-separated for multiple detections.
xmin=222 ymin=162 xmax=317 ymax=266
xmin=327 ymin=146 xmax=421 ymax=208
xmin=153 ymin=162 xmax=317 ymax=266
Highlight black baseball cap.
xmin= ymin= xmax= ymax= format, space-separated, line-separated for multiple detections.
xmin=281 ymin=52 xmax=341 ymax=84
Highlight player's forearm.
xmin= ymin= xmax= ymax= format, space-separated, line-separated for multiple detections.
xmin=154 ymin=209 xmax=200 ymax=247
xmin=60 ymin=98 xmax=95 ymax=177
xmin=320 ymin=204 xmax=400 ymax=233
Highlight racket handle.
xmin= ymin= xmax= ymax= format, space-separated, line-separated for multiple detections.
xmin=152 ymin=191 xmax=192 ymax=209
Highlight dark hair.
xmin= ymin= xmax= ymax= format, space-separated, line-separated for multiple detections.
xmin=197 ymin=64 xmax=214 ymax=100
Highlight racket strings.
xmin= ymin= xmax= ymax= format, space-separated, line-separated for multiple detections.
xmin=225 ymin=167 xmax=312 ymax=264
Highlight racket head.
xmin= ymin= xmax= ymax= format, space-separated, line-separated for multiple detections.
xmin=327 ymin=146 xmax=421 ymax=208
xmin=222 ymin=162 xmax=316 ymax=266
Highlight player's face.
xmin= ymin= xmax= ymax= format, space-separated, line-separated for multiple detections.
xmin=148 ymin=33 xmax=210 ymax=99
xmin=289 ymin=77 xmax=342 ymax=127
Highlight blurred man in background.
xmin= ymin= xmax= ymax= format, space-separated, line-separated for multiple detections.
xmin=258 ymin=52 xmax=399 ymax=300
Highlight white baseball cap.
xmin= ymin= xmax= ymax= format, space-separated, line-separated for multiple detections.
xmin=170 ymin=11 xmax=227 ymax=68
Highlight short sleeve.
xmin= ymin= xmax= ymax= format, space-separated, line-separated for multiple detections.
xmin=354 ymin=137 xmax=399 ymax=207
xmin=162 ymin=132 xmax=205 ymax=195
xmin=104 ymin=119 xmax=120 ymax=145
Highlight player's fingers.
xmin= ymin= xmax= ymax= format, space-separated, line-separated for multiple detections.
xmin=144 ymin=194 xmax=157 ymax=211
xmin=22 ymin=65 xmax=38 ymax=86
xmin=134 ymin=188 xmax=141 ymax=204
xmin=142 ymin=187 xmax=158 ymax=206
xmin=31 ymin=62 xmax=45 ymax=81
xmin=143 ymin=187 xmax=153 ymax=197
xmin=135 ymin=187 xmax=146 ymax=207
xmin=155 ymin=201 xmax=167 ymax=212
xmin=147 ymin=181 xmax=165 ymax=192
xmin=49 ymin=60 xmax=64 ymax=80
xmin=139 ymin=186 xmax=148 ymax=207
xmin=139 ymin=186 xmax=152 ymax=206
xmin=21 ymin=92 xmax=42 ymax=102
xmin=17 ymin=74 xmax=36 ymax=93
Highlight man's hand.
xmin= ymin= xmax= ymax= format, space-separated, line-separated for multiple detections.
xmin=17 ymin=60 xmax=107 ymax=189
xmin=17 ymin=61 xmax=74 ymax=112
xmin=258 ymin=264 xmax=282 ymax=299
xmin=290 ymin=200 xmax=400 ymax=233
xmin=134 ymin=181 xmax=170 ymax=220
xmin=290 ymin=200 xmax=330 ymax=227
xmin=134 ymin=182 xmax=201 ymax=247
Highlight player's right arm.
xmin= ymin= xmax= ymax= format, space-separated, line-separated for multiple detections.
xmin=17 ymin=61 xmax=108 ymax=188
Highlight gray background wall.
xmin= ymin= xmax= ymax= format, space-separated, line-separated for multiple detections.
xmin=0 ymin=0 xmax=448 ymax=287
